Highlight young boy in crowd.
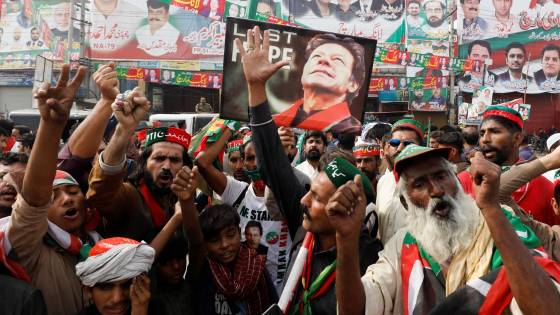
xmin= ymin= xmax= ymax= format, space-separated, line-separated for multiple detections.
xmin=171 ymin=166 xmax=278 ymax=315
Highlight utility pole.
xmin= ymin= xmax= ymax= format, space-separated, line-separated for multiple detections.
xmin=67 ymin=0 xmax=76 ymax=64
xmin=76 ymin=0 xmax=90 ymax=90
xmin=446 ymin=1 xmax=457 ymax=124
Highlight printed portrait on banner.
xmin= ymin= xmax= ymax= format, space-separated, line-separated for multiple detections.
xmin=221 ymin=18 xmax=377 ymax=136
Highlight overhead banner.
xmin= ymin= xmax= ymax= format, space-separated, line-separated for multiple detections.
xmin=87 ymin=0 xmax=225 ymax=61
xmin=369 ymin=76 xmax=449 ymax=92
xmin=276 ymin=0 xmax=404 ymax=44
xmin=94 ymin=63 xmax=222 ymax=88
xmin=0 ymin=71 xmax=34 ymax=86
xmin=457 ymin=1 xmax=560 ymax=93
xmin=158 ymin=0 xmax=226 ymax=22
xmin=0 ymin=1 xmax=80 ymax=67
xmin=408 ymin=87 xmax=448 ymax=111
xmin=221 ymin=18 xmax=377 ymax=136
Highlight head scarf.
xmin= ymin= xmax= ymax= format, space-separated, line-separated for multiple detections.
xmin=145 ymin=127 xmax=192 ymax=150
xmin=483 ymin=105 xmax=523 ymax=130
xmin=76 ymin=237 xmax=155 ymax=287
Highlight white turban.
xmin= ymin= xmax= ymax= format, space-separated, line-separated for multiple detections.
xmin=76 ymin=238 xmax=155 ymax=287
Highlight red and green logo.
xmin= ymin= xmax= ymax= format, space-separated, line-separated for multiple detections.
xmin=266 ymin=231 xmax=278 ymax=245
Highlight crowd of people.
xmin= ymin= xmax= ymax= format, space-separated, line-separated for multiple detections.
xmin=3 ymin=27 xmax=560 ymax=315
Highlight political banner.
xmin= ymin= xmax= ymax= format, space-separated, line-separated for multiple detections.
xmin=224 ymin=1 xmax=247 ymax=21
xmin=0 ymin=1 xmax=79 ymax=68
xmin=369 ymin=75 xmax=449 ymax=92
xmin=158 ymin=0 xmax=226 ymax=22
xmin=472 ymin=86 xmax=494 ymax=106
xmin=408 ymin=87 xmax=447 ymax=111
xmin=221 ymin=18 xmax=377 ymax=136
xmin=458 ymin=98 xmax=526 ymax=126
xmin=87 ymin=0 xmax=225 ymax=62
xmin=161 ymin=61 xmax=201 ymax=71
xmin=0 ymin=71 xmax=34 ymax=86
xmin=276 ymin=0 xmax=404 ymax=45
xmin=457 ymin=1 xmax=560 ymax=94
xmin=406 ymin=0 xmax=449 ymax=41
xmin=93 ymin=63 xmax=222 ymax=88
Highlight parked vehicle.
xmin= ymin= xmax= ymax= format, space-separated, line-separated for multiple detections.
xmin=149 ymin=113 xmax=218 ymax=135
xmin=8 ymin=109 xmax=92 ymax=141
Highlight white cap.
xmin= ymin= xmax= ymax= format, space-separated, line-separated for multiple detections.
xmin=548 ymin=133 xmax=560 ymax=150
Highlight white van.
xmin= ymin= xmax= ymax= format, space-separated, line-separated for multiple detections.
xmin=149 ymin=113 xmax=218 ymax=135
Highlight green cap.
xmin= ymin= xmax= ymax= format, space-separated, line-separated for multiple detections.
xmin=554 ymin=170 xmax=560 ymax=188
xmin=392 ymin=119 xmax=425 ymax=138
xmin=323 ymin=157 xmax=376 ymax=204
xmin=393 ymin=144 xmax=451 ymax=182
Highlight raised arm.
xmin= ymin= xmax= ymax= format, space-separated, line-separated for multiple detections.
xmin=194 ymin=127 xmax=230 ymax=196
xmin=471 ymin=152 xmax=560 ymax=314
xmin=23 ymin=64 xmax=86 ymax=206
xmin=101 ymin=87 xmax=149 ymax=166
xmin=148 ymin=206 xmax=183 ymax=262
xmin=237 ymin=27 xmax=307 ymax=238
xmin=171 ymin=166 xmax=205 ymax=283
xmin=67 ymin=62 xmax=120 ymax=159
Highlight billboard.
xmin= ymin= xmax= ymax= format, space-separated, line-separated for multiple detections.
xmin=221 ymin=18 xmax=377 ymax=135
xmin=86 ymin=0 xmax=225 ymax=62
xmin=0 ymin=1 xmax=79 ymax=68
xmin=457 ymin=1 xmax=560 ymax=94
xmin=408 ymin=86 xmax=447 ymax=111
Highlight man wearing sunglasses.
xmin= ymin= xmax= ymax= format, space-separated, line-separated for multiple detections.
xmin=497 ymin=42 xmax=532 ymax=84
xmin=377 ymin=119 xmax=425 ymax=244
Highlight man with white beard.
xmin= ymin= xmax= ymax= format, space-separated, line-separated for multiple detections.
xmin=329 ymin=144 xmax=560 ymax=315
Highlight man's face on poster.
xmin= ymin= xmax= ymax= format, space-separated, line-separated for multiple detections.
xmin=411 ymin=54 xmax=417 ymax=62
xmin=542 ymin=49 xmax=560 ymax=79
xmin=414 ymin=89 xmax=423 ymax=97
xmin=408 ymin=2 xmax=420 ymax=16
xmin=31 ymin=29 xmax=40 ymax=41
xmin=54 ymin=5 xmax=71 ymax=31
xmin=13 ymin=28 xmax=21 ymax=41
xmin=245 ymin=226 xmax=262 ymax=249
xmin=163 ymin=71 xmax=170 ymax=80
xmin=389 ymin=78 xmax=395 ymax=86
xmin=484 ymin=89 xmax=490 ymax=97
xmin=24 ymin=53 xmax=30 ymax=60
xmin=150 ymin=69 xmax=156 ymax=77
xmin=461 ymin=0 xmax=479 ymax=20
xmin=6 ymin=54 xmax=12 ymax=62
xmin=506 ymin=48 xmax=525 ymax=72
xmin=400 ymin=78 xmax=407 ymax=87
xmin=469 ymin=44 xmax=490 ymax=74
xmin=442 ymin=77 xmax=447 ymax=84
xmin=213 ymin=75 xmax=220 ymax=84
xmin=425 ymin=2 xmax=445 ymax=27
xmin=301 ymin=43 xmax=359 ymax=100
xmin=477 ymin=102 xmax=485 ymax=113
xmin=229 ymin=4 xmax=239 ymax=17
xmin=148 ymin=5 xmax=170 ymax=31
xmin=338 ymin=0 xmax=352 ymax=8
xmin=240 ymin=7 xmax=246 ymax=17
xmin=210 ymin=0 xmax=220 ymax=11
xmin=493 ymin=0 xmax=512 ymax=18
xmin=431 ymin=87 xmax=441 ymax=98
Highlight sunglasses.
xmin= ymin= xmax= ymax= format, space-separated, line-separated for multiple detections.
xmin=389 ymin=139 xmax=415 ymax=147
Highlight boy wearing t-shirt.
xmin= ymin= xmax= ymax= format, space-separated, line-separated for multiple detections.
xmin=171 ymin=165 xmax=278 ymax=315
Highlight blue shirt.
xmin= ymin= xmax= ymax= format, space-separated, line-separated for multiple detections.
xmin=519 ymin=147 xmax=534 ymax=161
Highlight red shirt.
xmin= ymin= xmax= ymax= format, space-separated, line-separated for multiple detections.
xmin=3 ymin=136 xmax=15 ymax=152
xmin=457 ymin=170 xmax=560 ymax=226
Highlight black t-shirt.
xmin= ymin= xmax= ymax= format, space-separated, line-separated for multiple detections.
xmin=75 ymin=296 xmax=168 ymax=315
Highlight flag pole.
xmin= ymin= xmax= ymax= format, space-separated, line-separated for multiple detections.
xmin=427 ymin=117 xmax=431 ymax=147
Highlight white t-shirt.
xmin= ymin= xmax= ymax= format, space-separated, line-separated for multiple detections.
xmin=220 ymin=176 xmax=292 ymax=294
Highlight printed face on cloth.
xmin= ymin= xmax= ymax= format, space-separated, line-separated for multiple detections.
xmin=144 ymin=127 xmax=192 ymax=195
xmin=394 ymin=145 xmax=479 ymax=263
xmin=301 ymin=157 xmax=375 ymax=235
xmin=480 ymin=106 xmax=523 ymax=165
xmin=48 ymin=170 xmax=87 ymax=235
xmin=77 ymin=238 xmax=155 ymax=315
xmin=353 ymin=141 xmax=381 ymax=181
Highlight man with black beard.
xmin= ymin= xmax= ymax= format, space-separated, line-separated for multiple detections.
xmin=376 ymin=119 xmax=424 ymax=244
xmin=87 ymin=92 xmax=192 ymax=241
xmin=0 ymin=152 xmax=28 ymax=218
xmin=421 ymin=0 xmax=449 ymax=38
xmin=332 ymin=144 xmax=560 ymax=314
xmin=457 ymin=106 xmax=559 ymax=227
xmin=295 ymin=130 xmax=327 ymax=180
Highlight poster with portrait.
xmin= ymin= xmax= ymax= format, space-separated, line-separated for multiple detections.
xmin=276 ymin=0 xmax=404 ymax=45
xmin=408 ymin=86 xmax=447 ymax=111
xmin=471 ymin=86 xmax=493 ymax=106
xmin=86 ymin=0 xmax=225 ymax=62
xmin=0 ymin=1 xmax=80 ymax=69
xmin=457 ymin=1 xmax=560 ymax=94
xmin=221 ymin=18 xmax=377 ymax=136
xmin=406 ymin=0 xmax=449 ymax=41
